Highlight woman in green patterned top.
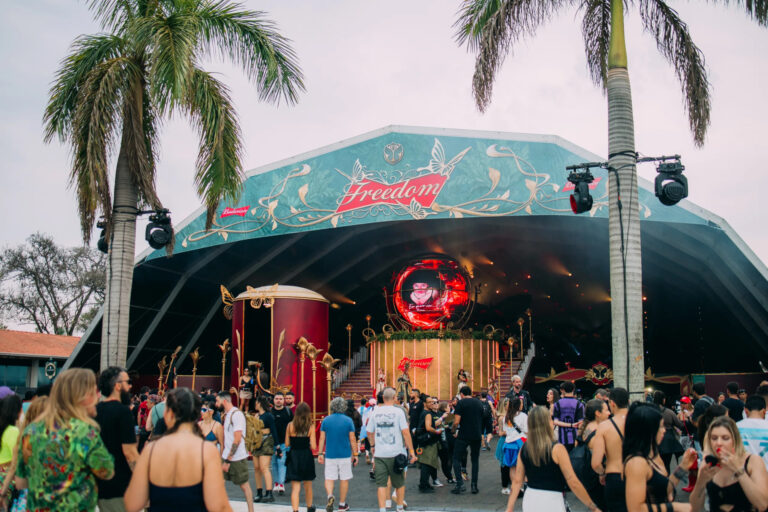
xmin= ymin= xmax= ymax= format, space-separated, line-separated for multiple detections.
xmin=15 ymin=368 xmax=114 ymax=512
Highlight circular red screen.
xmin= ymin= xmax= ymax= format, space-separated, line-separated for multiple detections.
xmin=392 ymin=257 xmax=471 ymax=329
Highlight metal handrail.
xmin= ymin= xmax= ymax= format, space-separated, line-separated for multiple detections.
xmin=518 ymin=342 xmax=536 ymax=384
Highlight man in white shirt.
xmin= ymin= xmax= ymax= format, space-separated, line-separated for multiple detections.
xmin=216 ymin=391 xmax=254 ymax=512
xmin=737 ymin=395 xmax=768 ymax=469
xmin=367 ymin=387 xmax=417 ymax=512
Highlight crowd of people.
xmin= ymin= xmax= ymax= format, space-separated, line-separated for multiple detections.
xmin=2 ymin=371 xmax=768 ymax=512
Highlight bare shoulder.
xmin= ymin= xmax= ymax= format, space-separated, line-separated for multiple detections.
xmin=624 ymin=456 xmax=650 ymax=476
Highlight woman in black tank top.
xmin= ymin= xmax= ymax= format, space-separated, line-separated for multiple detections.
xmin=689 ymin=416 xmax=768 ymax=512
xmin=124 ymin=388 xmax=231 ymax=512
xmin=624 ymin=403 xmax=697 ymax=512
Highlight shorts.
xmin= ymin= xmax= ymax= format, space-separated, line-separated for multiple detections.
xmin=223 ymin=458 xmax=250 ymax=486
xmin=239 ymin=389 xmax=253 ymax=400
xmin=252 ymin=435 xmax=275 ymax=457
xmin=97 ymin=497 xmax=126 ymax=512
xmin=374 ymin=456 xmax=405 ymax=489
xmin=324 ymin=457 xmax=353 ymax=481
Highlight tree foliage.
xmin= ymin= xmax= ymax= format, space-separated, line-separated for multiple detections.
xmin=0 ymin=234 xmax=105 ymax=335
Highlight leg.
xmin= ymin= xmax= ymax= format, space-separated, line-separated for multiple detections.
xmin=240 ymin=482 xmax=254 ymax=512
xmin=291 ymin=481 xmax=301 ymax=511
xmin=500 ymin=465 xmax=511 ymax=489
xmin=452 ymin=439 xmax=467 ymax=489
xmin=339 ymin=479 xmax=349 ymax=505
xmin=276 ymin=444 xmax=287 ymax=485
xmin=395 ymin=485 xmax=406 ymax=507
xmin=304 ymin=480 xmax=313 ymax=508
xmin=260 ymin=455 xmax=273 ymax=490
xmin=419 ymin=461 xmax=432 ymax=489
xmin=252 ymin=457 xmax=263 ymax=500
xmin=377 ymin=487 xmax=388 ymax=509
xmin=325 ymin=479 xmax=335 ymax=499
xmin=469 ymin=438 xmax=481 ymax=486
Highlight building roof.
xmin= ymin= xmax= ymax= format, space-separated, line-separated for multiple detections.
xmin=0 ymin=330 xmax=80 ymax=359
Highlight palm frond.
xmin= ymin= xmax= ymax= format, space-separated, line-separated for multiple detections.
xmin=184 ymin=68 xmax=244 ymax=229
xmin=708 ymin=0 xmax=768 ymax=26
xmin=88 ymin=0 xmax=136 ymax=34
xmin=195 ymin=0 xmax=305 ymax=105
xmin=455 ymin=0 xmax=573 ymax=112
xmin=43 ymin=34 xmax=125 ymax=143
xmin=638 ymin=0 xmax=711 ymax=146
xmin=70 ymin=57 xmax=139 ymax=241
xmin=580 ymin=0 xmax=611 ymax=89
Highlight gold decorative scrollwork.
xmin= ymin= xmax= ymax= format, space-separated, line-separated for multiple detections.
xmin=220 ymin=285 xmax=234 ymax=320
xmin=247 ymin=284 xmax=278 ymax=310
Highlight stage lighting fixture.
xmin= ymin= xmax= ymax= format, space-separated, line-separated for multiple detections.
xmin=96 ymin=220 xmax=108 ymax=254
xmin=145 ymin=209 xmax=173 ymax=249
xmin=567 ymin=170 xmax=595 ymax=214
xmin=654 ymin=160 xmax=687 ymax=206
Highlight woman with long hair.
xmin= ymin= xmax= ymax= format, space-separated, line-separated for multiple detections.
xmin=285 ymin=402 xmax=317 ymax=512
xmin=13 ymin=369 xmax=114 ymax=512
xmin=697 ymin=403 xmax=728 ymax=447
xmin=197 ymin=397 xmax=223 ymax=448
xmin=239 ymin=368 xmax=253 ymax=414
xmin=497 ymin=397 xmax=528 ymax=495
xmin=689 ymin=416 xmax=768 ymax=512
xmin=546 ymin=388 xmax=560 ymax=414
xmin=252 ymin=396 xmax=276 ymax=503
xmin=505 ymin=406 xmax=599 ymax=512
xmin=624 ymin=402 xmax=697 ymax=512
xmin=653 ymin=390 xmax=686 ymax=473
xmin=575 ymin=399 xmax=611 ymax=512
xmin=124 ymin=387 xmax=231 ymax=512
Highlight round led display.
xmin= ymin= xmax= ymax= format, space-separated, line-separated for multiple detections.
xmin=392 ymin=256 xmax=471 ymax=329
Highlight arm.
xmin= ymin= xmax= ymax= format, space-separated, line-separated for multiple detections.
xmin=689 ymin=459 xmax=718 ymax=512
xmin=85 ymin=429 xmax=115 ymax=481
xmin=590 ymin=428 xmax=606 ymax=475
xmin=317 ymin=430 xmax=326 ymax=464
xmin=285 ymin=422 xmax=293 ymax=448
xmin=309 ymin=423 xmax=317 ymax=452
xmin=452 ymin=413 xmax=462 ymax=437
xmin=505 ymin=457 xmax=526 ymax=512
xmin=124 ymin=442 xmax=152 ymax=512
xmin=349 ymin=431 xmax=359 ymax=466
xmin=553 ymin=443 xmax=599 ymax=511
xmin=728 ymin=454 xmax=768 ymax=511
xmin=425 ymin=414 xmax=439 ymax=434
xmin=202 ymin=442 xmax=234 ymax=512
xmin=401 ymin=427 xmax=417 ymax=463
xmin=625 ymin=457 xmax=689 ymax=512
xmin=214 ymin=423 xmax=224 ymax=454
xmin=122 ymin=443 xmax=140 ymax=471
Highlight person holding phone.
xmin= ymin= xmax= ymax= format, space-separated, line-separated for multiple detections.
xmin=689 ymin=416 xmax=768 ymax=512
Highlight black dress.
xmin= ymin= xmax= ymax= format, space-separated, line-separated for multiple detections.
xmin=285 ymin=435 xmax=316 ymax=482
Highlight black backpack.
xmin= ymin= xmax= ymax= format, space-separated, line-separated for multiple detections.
xmin=569 ymin=429 xmax=598 ymax=489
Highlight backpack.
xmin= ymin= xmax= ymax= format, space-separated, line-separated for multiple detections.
xmin=229 ymin=410 xmax=264 ymax=452
xmin=569 ymin=429 xmax=598 ymax=489
xmin=481 ymin=400 xmax=492 ymax=422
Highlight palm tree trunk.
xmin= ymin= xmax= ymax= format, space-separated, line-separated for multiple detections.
xmin=607 ymin=0 xmax=644 ymax=397
xmin=100 ymin=123 xmax=138 ymax=370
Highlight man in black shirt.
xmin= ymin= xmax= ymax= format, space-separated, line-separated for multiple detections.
xmin=270 ymin=392 xmax=293 ymax=495
xmin=450 ymin=386 xmax=483 ymax=495
xmin=722 ymin=381 xmax=745 ymax=422
xmin=409 ymin=389 xmax=424 ymax=433
xmin=504 ymin=374 xmax=532 ymax=413
xmin=96 ymin=366 xmax=139 ymax=512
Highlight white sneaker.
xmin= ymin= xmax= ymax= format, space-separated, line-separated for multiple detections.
xmin=432 ymin=478 xmax=444 ymax=487
xmin=501 ymin=487 xmax=511 ymax=495
xmin=385 ymin=500 xmax=392 ymax=508
xmin=273 ymin=483 xmax=279 ymax=491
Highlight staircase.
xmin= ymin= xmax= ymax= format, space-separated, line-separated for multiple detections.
xmin=333 ymin=361 xmax=373 ymax=400
xmin=499 ymin=359 xmax=522 ymax=396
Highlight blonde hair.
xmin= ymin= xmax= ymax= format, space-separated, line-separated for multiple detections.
xmin=525 ymin=406 xmax=556 ymax=467
xmin=496 ymin=398 xmax=508 ymax=420
xmin=38 ymin=368 xmax=98 ymax=430
xmin=703 ymin=416 xmax=746 ymax=458
xmin=23 ymin=396 xmax=48 ymax=430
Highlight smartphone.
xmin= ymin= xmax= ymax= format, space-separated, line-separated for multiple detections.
xmin=705 ymin=454 xmax=719 ymax=466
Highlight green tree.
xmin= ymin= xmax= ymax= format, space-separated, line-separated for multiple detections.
xmin=455 ymin=0 xmax=766 ymax=395
xmin=44 ymin=0 xmax=304 ymax=369
xmin=0 ymin=234 xmax=106 ymax=336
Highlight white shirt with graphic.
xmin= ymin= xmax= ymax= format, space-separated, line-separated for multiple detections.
xmin=737 ymin=417 xmax=768 ymax=469
xmin=366 ymin=405 xmax=409 ymax=458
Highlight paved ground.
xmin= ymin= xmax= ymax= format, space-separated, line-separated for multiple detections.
xmin=224 ymin=437 xmax=691 ymax=512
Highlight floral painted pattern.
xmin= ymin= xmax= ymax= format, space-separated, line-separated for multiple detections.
xmin=16 ymin=418 xmax=114 ymax=512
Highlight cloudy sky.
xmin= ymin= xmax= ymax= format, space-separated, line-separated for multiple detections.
xmin=1 ymin=1 xmax=766 ymax=267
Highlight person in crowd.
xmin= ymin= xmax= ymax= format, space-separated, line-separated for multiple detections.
xmin=215 ymin=390 xmax=254 ymax=512
xmin=624 ymin=402 xmax=697 ymax=512
xmin=677 ymin=395 xmax=699 ymax=493
xmin=457 ymin=369 xmax=470 ymax=394
xmin=0 ymin=395 xmax=48 ymax=512
xmin=755 ymin=385 xmax=768 ymax=420
xmin=285 ymin=391 xmax=296 ymax=413
xmin=367 ymin=387 xmax=417 ymax=512
xmin=546 ymin=388 xmax=561 ymax=413
xmin=318 ymin=397 xmax=357 ymax=512
xmin=285 ymin=402 xmax=317 ymax=512
xmin=252 ymin=396 xmax=276 ymax=503
xmin=723 ymin=382 xmax=746 ymax=422
xmin=591 ymin=387 xmax=629 ymax=512
xmin=698 ymin=404 xmax=728 ymax=448
xmin=738 ymin=389 xmax=748 ymax=404
xmin=595 ymin=389 xmax=610 ymax=404
xmin=124 ymin=388 xmax=231 ymax=512
xmin=505 ymin=406 xmax=599 ymax=512
xmin=437 ymin=401 xmax=455 ymax=485
xmin=576 ymin=398 xmax=610 ymax=511
xmin=20 ymin=391 xmax=34 ymax=417
xmin=417 ymin=396 xmax=445 ymax=492
xmin=239 ymin=367 xmax=254 ymax=414
xmin=736 ymin=395 xmax=768 ymax=469
xmin=717 ymin=392 xmax=726 ymax=405
xmin=552 ymin=381 xmax=584 ymax=452
xmin=652 ymin=390 xmax=686 ymax=473
xmin=691 ymin=383 xmax=715 ymax=431
xmin=451 ymin=386 xmax=483 ymax=494
xmin=409 ymin=389 xmax=424 ymax=434
xmin=198 ymin=396 xmax=223 ymax=447
xmin=689 ymin=415 xmax=768 ymax=512
xmin=498 ymin=396 xmax=528 ymax=495
xmin=480 ymin=391 xmax=495 ymax=451
xmin=344 ymin=400 xmax=362 ymax=442
xmin=95 ymin=366 xmax=140 ymax=512
xmin=137 ymin=393 xmax=150 ymax=450
xmin=376 ymin=368 xmax=387 ymax=394
xmin=0 ymin=393 xmax=22 ymax=510
xmin=271 ymin=392 xmax=293 ymax=496
xmin=148 ymin=393 xmax=167 ymax=439
xmin=505 ymin=375 xmax=532 ymax=413
xmin=358 ymin=398 xmax=373 ymax=464
xmin=14 ymin=368 xmax=114 ymax=511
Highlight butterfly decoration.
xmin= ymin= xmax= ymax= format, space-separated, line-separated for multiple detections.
xmin=220 ymin=285 xmax=234 ymax=320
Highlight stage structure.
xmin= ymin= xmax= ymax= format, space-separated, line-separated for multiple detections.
xmin=220 ymin=284 xmax=331 ymax=417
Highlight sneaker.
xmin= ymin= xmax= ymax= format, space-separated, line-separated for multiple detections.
xmin=326 ymin=495 xmax=335 ymax=512
xmin=338 ymin=504 xmax=350 ymax=512
xmin=446 ymin=478 xmax=456 ymax=484
xmin=392 ymin=490 xmax=396 ymax=499
xmin=501 ymin=487 xmax=511 ymax=495
xmin=450 ymin=484 xmax=466 ymax=494
xmin=385 ymin=500 xmax=392 ymax=508
xmin=432 ymin=478 xmax=444 ymax=487
xmin=369 ymin=469 xmax=375 ymax=480
xmin=273 ymin=484 xmax=279 ymax=492
xmin=278 ymin=483 xmax=285 ymax=495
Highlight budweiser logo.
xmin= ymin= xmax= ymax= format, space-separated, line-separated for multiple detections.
xmin=221 ymin=206 xmax=250 ymax=218
xmin=336 ymin=174 xmax=448 ymax=214
xmin=398 ymin=356 xmax=433 ymax=372
xmin=562 ymin=177 xmax=602 ymax=192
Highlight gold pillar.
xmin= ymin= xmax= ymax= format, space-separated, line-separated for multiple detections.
xmin=307 ymin=343 xmax=319 ymax=418
xmin=296 ymin=337 xmax=309 ymax=404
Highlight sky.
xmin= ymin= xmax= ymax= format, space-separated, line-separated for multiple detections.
xmin=1 ymin=1 xmax=767 ymax=268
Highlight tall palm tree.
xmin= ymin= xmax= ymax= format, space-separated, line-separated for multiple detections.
xmin=44 ymin=0 xmax=304 ymax=369
xmin=456 ymin=0 xmax=766 ymax=396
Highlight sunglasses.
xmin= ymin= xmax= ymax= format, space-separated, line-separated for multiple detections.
xmin=201 ymin=407 xmax=209 ymax=412
xmin=118 ymin=379 xmax=132 ymax=385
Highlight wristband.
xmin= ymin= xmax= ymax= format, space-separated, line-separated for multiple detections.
xmin=673 ymin=466 xmax=687 ymax=479
xmin=734 ymin=467 xmax=747 ymax=478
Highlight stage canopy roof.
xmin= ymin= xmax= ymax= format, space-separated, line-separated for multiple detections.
xmin=65 ymin=126 xmax=768 ymax=377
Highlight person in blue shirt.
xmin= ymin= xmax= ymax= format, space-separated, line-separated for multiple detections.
xmin=318 ymin=397 xmax=358 ymax=512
